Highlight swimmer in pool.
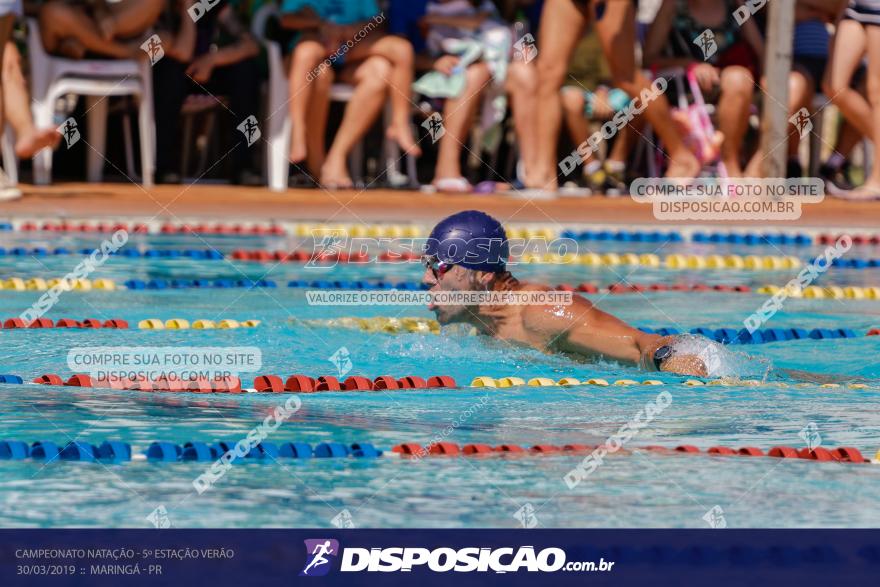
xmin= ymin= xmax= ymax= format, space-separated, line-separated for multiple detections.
xmin=421 ymin=210 xmax=723 ymax=378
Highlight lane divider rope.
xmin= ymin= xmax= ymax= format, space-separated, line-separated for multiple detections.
xmin=0 ymin=318 xmax=259 ymax=330
xmin=293 ymin=317 xmax=880 ymax=343
xmin=0 ymin=439 xmax=875 ymax=465
xmin=3 ymin=246 xmax=880 ymax=270
xmin=0 ymin=372 xmax=874 ymax=391
xmin=4 ymin=277 xmax=880 ymax=300
xmin=5 ymin=220 xmax=880 ymax=246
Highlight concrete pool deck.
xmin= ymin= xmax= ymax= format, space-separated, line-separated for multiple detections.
xmin=2 ymin=183 xmax=879 ymax=229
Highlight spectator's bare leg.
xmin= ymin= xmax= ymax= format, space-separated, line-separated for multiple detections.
xmin=352 ymin=36 xmax=420 ymax=156
xmin=533 ymin=0 xmax=589 ymax=189
xmin=434 ymin=62 xmax=491 ymax=185
xmin=506 ymin=61 xmax=539 ymax=183
xmin=716 ymin=65 xmax=754 ymax=177
xmin=823 ymin=19 xmax=872 ymax=137
xmin=320 ymin=56 xmax=391 ymax=188
xmin=102 ymin=0 xmax=166 ymax=40
xmin=609 ymin=118 xmax=639 ymax=166
xmin=2 ymin=42 xmax=61 ymax=158
xmin=594 ymin=0 xmax=699 ymax=178
xmin=786 ymin=68 xmax=813 ymax=164
xmin=835 ymin=120 xmax=862 ymax=160
xmin=849 ymin=25 xmax=880 ymax=196
xmin=560 ymin=86 xmax=595 ymax=167
xmin=288 ymin=39 xmax=327 ymax=164
xmin=39 ymin=2 xmax=136 ymax=59
xmin=306 ymin=64 xmax=334 ymax=175
xmin=0 ymin=16 xmax=10 ymax=137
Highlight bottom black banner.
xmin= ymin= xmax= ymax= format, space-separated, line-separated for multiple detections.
xmin=1 ymin=529 xmax=877 ymax=586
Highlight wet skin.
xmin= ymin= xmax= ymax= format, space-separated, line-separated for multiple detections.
xmin=422 ymin=264 xmax=710 ymax=377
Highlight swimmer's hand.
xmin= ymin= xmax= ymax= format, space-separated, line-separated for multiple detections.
xmin=659 ymin=354 xmax=708 ymax=377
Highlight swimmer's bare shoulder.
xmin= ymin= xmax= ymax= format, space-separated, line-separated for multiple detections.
xmin=516 ymin=282 xmax=650 ymax=364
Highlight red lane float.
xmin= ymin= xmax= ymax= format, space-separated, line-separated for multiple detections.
xmin=253 ymin=375 xmax=284 ymax=393
xmin=737 ymin=447 xmax=764 ymax=456
xmin=768 ymin=446 xmax=799 ymax=458
xmin=399 ymin=376 xmax=427 ymax=389
xmin=388 ymin=443 xmax=868 ymax=465
xmin=343 ymin=376 xmax=372 ymax=391
xmin=463 ymin=444 xmax=493 ymax=455
xmin=285 ymin=375 xmax=316 ymax=393
xmin=316 ymin=376 xmax=341 ymax=391
xmin=708 ymin=446 xmax=736 ymax=455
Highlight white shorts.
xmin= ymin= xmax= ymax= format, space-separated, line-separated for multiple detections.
xmin=0 ymin=0 xmax=22 ymax=17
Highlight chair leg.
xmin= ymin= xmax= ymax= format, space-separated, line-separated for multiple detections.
xmin=2 ymin=126 xmax=18 ymax=185
xmin=32 ymin=99 xmax=54 ymax=185
xmin=86 ymin=96 xmax=108 ymax=183
xmin=138 ymin=62 xmax=155 ymax=187
xmin=267 ymin=114 xmax=290 ymax=191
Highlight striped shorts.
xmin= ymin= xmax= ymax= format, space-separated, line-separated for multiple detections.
xmin=846 ymin=1 xmax=880 ymax=26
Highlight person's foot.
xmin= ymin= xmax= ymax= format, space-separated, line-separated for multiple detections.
xmin=289 ymin=128 xmax=307 ymax=163
xmin=319 ymin=159 xmax=354 ymax=189
xmin=834 ymin=182 xmax=880 ymax=201
xmin=665 ymin=150 xmax=701 ymax=179
xmin=15 ymin=128 xmax=62 ymax=159
xmin=386 ymin=123 xmax=421 ymax=157
xmin=819 ymin=162 xmax=855 ymax=194
xmin=432 ymin=176 xmax=472 ymax=193
xmin=0 ymin=168 xmax=22 ymax=201
xmin=601 ymin=163 xmax=628 ymax=196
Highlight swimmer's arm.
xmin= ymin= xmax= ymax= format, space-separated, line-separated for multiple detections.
xmin=522 ymin=297 xmax=648 ymax=365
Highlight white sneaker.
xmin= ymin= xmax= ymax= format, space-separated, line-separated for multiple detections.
xmin=0 ymin=168 xmax=21 ymax=201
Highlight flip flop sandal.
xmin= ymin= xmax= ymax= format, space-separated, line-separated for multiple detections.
xmin=433 ymin=177 xmax=472 ymax=193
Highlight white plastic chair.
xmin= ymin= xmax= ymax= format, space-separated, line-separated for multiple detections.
xmin=27 ymin=18 xmax=155 ymax=186
xmin=251 ymin=3 xmax=416 ymax=190
xmin=2 ymin=127 xmax=17 ymax=184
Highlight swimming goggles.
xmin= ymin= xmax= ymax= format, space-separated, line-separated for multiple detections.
xmin=422 ymin=255 xmax=454 ymax=279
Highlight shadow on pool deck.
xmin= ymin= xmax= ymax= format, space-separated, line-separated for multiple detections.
xmin=2 ymin=182 xmax=878 ymax=228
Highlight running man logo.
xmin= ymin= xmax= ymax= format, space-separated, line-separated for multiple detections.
xmin=789 ymin=107 xmax=813 ymax=140
xmin=300 ymin=539 xmax=340 ymax=577
xmin=140 ymin=34 xmax=165 ymax=66
xmin=237 ymin=115 xmax=262 ymax=147
xmin=331 ymin=509 xmax=356 ymax=529
xmin=329 ymin=347 xmax=353 ymax=379
xmin=514 ymin=503 xmax=538 ymax=528
xmin=694 ymin=29 xmax=717 ymax=60
xmin=58 ymin=117 xmax=80 ymax=149
xmin=702 ymin=505 xmax=727 ymax=529
xmin=513 ymin=33 xmax=538 ymax=64
xmin=145 ymin=505 xmax=172 ymax=529
xmin=799 ymin=422 xmax=822 ymax=451
xmin=422 ymin=113 xmax=445 ymax=144
xmin=307 ymin=229 xmax=347 ymax=268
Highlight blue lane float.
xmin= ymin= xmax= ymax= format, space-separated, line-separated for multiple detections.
xmin=30 ymin=441 xmax=61 ymax=461
xmin=636 ymin=326 xmax=861 ymax=344
xmin=0 ymin=440 xmax=385 ymax=463
xmin=0 ymin=440 xmax=29 ymax=460
xmin=560 ymin=230 xmax=683 ymax=243
xmin=691 ymin=232 xmax=813 ymax=246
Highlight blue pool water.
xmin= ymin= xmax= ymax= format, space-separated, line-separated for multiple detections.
xmin=1 ymin=230 xmax=879 ymax=528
